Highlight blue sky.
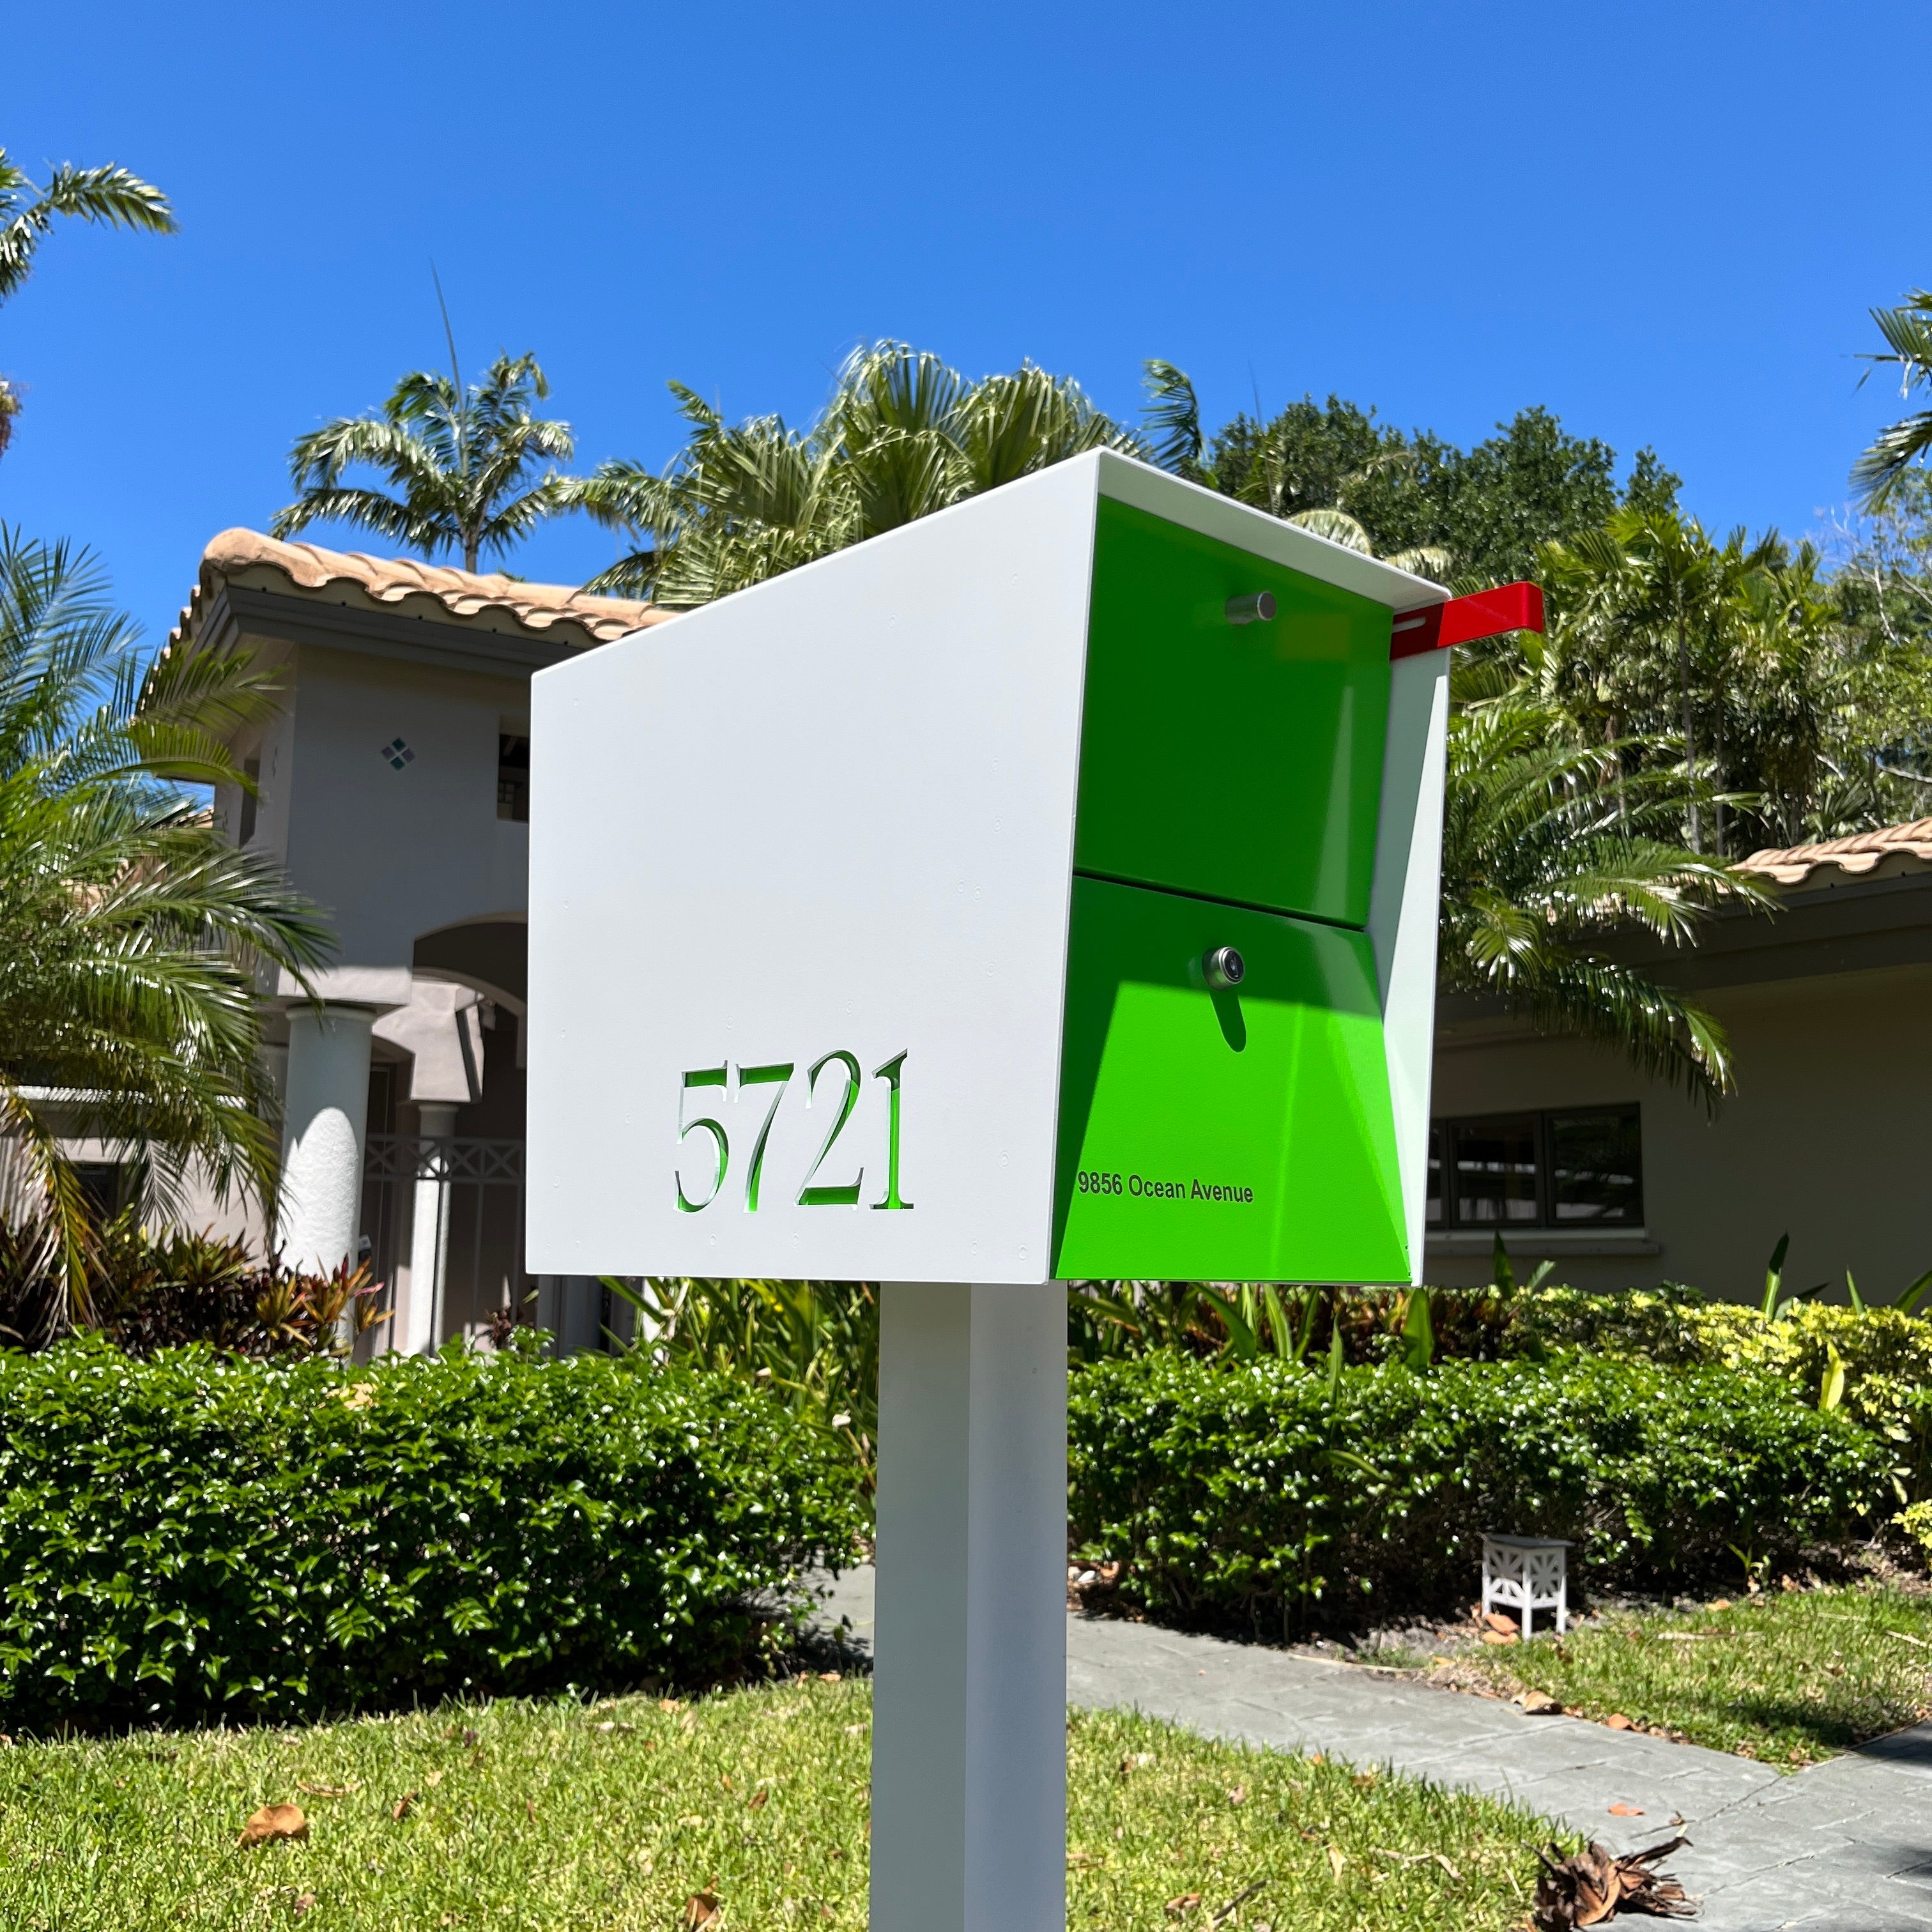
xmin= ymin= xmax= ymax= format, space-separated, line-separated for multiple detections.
xmin=6 ymin=1 xmax=1929 ymax=647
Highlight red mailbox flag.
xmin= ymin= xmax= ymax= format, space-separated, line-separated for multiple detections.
xmin=1390 ymin=580 xmax=1545 ymax=660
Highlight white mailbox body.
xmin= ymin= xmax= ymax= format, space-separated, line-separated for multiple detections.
xmin=525 ymin=448 xmax=1452 ymax=1289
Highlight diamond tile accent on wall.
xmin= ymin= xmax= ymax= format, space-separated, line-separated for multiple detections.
xmin=379 ymin=737 xmax=415 ymax=771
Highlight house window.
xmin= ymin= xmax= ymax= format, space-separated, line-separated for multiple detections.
xmin=238 ymin=755 xmax=261 ymax=846
xmin=497 ymin=727 xmax=530 ymax=822
xmin=1427 ymin=1107 xmax=1642 ymax=1229
xmin=73 ymin=1162 xmax=126 ymax=1223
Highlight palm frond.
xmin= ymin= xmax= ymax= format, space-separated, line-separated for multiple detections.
xmin=0 ymin=151 xmax=174 ymax=303
xmin=1140 ymin=360 xmax=1204 ymax=475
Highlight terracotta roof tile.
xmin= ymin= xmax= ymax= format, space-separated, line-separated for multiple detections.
xmin=172 ymin=527 xmax=673 ymax=652
xmin=1736 ymin=818 xmax=1932 ymax=887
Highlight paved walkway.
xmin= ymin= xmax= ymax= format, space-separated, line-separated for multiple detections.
xmin=812 ymin=1566 xmax=1932 ymax=1931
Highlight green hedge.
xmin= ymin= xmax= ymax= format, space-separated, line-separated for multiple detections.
xmin=1068 ymin=1351 xmax=1891 ymax=1636
xmin=0 ymin=1338 xmax=865 ymax=1731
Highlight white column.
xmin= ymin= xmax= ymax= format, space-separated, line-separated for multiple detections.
xmin=871 ymin=1281 xmax=1067 ymax=1932
xmin=276 ymin=1008 xmax=375 ymax=1276
xmin=401 ymin=1101 xmax=457 ymax=1354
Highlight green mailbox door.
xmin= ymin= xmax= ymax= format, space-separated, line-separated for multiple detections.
xmin=1074 ymin=496 xmax=1395 ymax=927
xmin=1050 ymin=875 xmax=1410 ymax=1284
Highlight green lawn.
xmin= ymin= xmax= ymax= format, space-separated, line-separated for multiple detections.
xmin=0 ymin=1679 xmax=1561 ymax=1931
xmin=1452 ymin=1584 xmax=1932 ymax=1766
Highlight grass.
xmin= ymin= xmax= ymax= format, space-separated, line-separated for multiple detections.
xmin=1454 ymin=1584 xmax=1932 ymax=1767
xmin=0 ymin=1678 xmax=1565 ymax=1931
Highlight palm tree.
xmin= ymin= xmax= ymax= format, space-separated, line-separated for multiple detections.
xmin=1540 ymin=510 xmax=1788 ymax=855
xmin=1441 ymin=691 xmax=1771 ymax=1107
xmin=0 ymin=148 xmax=175 ymax=458
xmin=0 ymin=528 xmax=332 ymax=1334
xmin=1853 ymin=289 xmax=1932 ymax=510
xmin=571 ymin=342 xmax=1142 ymax=604
xmin=272 ymin=352 xmax=575 ymax=573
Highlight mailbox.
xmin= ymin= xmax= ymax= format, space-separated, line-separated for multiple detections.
xmin=525 ymin=448 xmax=1510 ymax=1291
xmin=525 ymin=447 xmax=1542 ymax=1932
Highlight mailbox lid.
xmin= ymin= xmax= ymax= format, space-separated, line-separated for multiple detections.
xmin=1051 ymin=874 xmax=1409 ymax=1284
xmin=1075 ymin=494 xmax=1393 ymax=927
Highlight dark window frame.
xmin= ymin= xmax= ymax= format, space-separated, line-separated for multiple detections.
xmin=497 ymin=726 xmax=530 ymax=823
xmin=1426 ymin=1105 xmax=1644 ymax=1230
xmin=238 ymin=755 xmax=261 ymax=847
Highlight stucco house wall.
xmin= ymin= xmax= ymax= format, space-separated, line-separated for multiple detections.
xmin=170 ymin=529 xmax=671 ymax=1352
xmin=1429 ymin=962 xmax=1932 ymax=1299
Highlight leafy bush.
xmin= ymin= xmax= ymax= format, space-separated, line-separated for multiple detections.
xmin=611 ymin=1276 xmax=878 ymax=1481
xmin=1068 ymin=1351 xmax=1890 ymax=1636
xmin=0 ymin=1209 xmax=390 ymax=1358
xmin=1509 ymin=1286 xmax=1932 ymax=1459
xmin=1489 ymin=1282 xmax=1712 ymax=1364
xmin=0 ymin=1337 xmax=865 ymax=1731
xmin=94 ymin=1213 xmax=392 ymax=1358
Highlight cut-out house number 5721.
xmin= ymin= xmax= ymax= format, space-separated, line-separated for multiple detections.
xmin=675 ymin=1051 xmax=913 ymax=1213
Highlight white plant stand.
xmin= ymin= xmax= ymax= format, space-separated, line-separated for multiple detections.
xmin=1482 ymin=1533 xmax=1570 ymax=1638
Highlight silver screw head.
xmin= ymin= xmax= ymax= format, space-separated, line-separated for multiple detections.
xmin=1204 ymin=946 xmax=1246 ymax=990
xmin=1225 ymin=592 xmax=1276 ymax=625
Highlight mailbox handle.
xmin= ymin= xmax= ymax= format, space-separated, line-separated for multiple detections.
xmin=1390 ymin=580 xmax=1545 ymax=660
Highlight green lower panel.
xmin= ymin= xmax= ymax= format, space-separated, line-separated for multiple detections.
xmin=1052 ymin=875 xmax=1409 ymax=1284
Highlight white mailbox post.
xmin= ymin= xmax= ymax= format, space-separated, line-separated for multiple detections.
xmin=525 ymin=449 xmax=1540 ymax=1932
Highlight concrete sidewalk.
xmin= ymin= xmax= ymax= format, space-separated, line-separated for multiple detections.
xmin=811 ymin=1566 xmax=1932 ymax=1931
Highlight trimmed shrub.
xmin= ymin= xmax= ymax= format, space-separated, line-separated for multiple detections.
xmin=0 ymin=1337 xmax=865 ymax=1731
xmin=1068 ymin=1351 xmax=1890 ymax=1637
xmin=1512 ymin=1287 xmax=1932 ymax=1452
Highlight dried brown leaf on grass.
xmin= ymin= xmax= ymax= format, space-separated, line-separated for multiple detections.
xmin=237 ymin=1802 xmax=307 ymax=1847
xmin=390 ymin=1791 xmax=415 ymax=1821
xmin=686 ymin=1891 xmax=721 ymax=1928
xmin=1533 ymin=1836 xmax=1694 ymax=1928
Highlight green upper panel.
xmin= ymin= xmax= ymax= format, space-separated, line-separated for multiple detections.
xmin=1075 ymin=495 xmax=1395 ymax=928
xmin=1052 ymin=875 xmax=1409 ymax=1285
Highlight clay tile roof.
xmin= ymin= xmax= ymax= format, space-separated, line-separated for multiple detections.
xmin=172 ymin=527 xmax=673 ymax=652
xmin=1736 ymin=818 xmax=1932 ymax=887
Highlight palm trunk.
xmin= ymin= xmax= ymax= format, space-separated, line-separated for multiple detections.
xmin=1713 ymin=701 xmax=1727 ymax=859
xmin=1678 ymin=606 xmax=1698 ymax=852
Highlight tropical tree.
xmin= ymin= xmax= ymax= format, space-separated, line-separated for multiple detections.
xmin=1853 ymin=288 xmax=1932 ymax=510
xmin=0 ymin=528 xmax=332 ymax=1335
xmin=1529 ymin=507 xmax=1926 ymax=857
xmin=1440 ymin=691 xmax=1770 ymax=1107
xmin=0 ymin=148 xmax=175 ymax=457
xmin=272 ymin=351 xmax=575 ymax=572
xmin=571 ymin=342 xmax=1143 ymax=604
xmin=1142 ymin=362 xmax=1634 ymax=586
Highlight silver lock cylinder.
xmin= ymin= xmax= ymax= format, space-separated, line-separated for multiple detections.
xmin=1225 ymin=592 xmax=1276 ymax=625
xmin=1203 ymin=946 xmax=1245 ymax=990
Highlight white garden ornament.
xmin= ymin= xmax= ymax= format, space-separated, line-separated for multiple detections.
xmin=1482 ymin=1533 xmax=1571 ymax=1639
